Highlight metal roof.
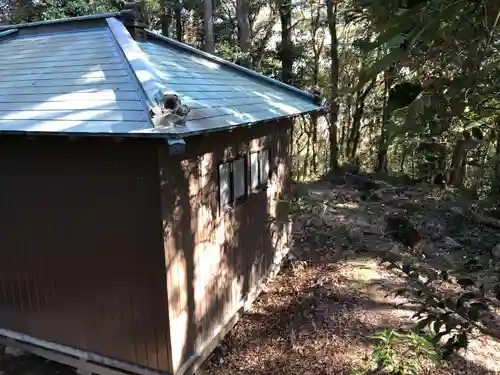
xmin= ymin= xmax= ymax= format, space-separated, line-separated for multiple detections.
xmin=0 ymin=27 xmax=153 ymax=135
xmin=137 ymin=33 xmax=321 ymax=136
xmin=0 ymin=13 xmax=323 ymax=138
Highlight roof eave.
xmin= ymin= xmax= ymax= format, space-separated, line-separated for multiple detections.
xmin=144 ymin=108 xmax=327 ymax=138
xmin=0 ymin=12 xmax=121 ymax=31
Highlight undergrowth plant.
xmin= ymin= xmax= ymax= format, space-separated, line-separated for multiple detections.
xmin=381 ymin=253 xmax=500 ymax=358
xmin=350 ymin=329 xmax=442 ymax=375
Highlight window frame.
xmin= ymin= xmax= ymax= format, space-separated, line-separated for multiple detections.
xmin=232 ymin=155 xmax=248 ymax=205
xmin=217 ymin=155 xmax=248 ymax=213
xmin=249 ymin=147 xmax=270 ymax=193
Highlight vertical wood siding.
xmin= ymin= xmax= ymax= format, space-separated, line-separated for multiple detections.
xmin=159 ymin=119 xmax=293 ymax=374
xmin=0 ymin=136 xmax=172 ymax=372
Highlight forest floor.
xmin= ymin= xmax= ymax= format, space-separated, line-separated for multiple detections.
xmin=2 ymin=172 xmax=500 ymax=375
xmin=199 ymin=173 xmax=500 ymax=375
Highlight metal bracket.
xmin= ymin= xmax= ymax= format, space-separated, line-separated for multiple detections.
xmin=167 ymin=138 xmax=186 ymax=155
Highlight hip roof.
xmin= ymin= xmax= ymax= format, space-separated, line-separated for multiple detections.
xmin=0 ymin=12 xmax=324 ymax=138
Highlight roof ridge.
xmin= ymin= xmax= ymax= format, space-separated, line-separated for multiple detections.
xmin=106 ymin=17 xmax=188 ymax=130
xmin=106 ymin=17 xmax=165 ymax=108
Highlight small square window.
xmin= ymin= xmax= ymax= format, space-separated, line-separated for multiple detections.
xmin=249 ymin=148 xmax=270 ymax=192
xmin=249 ymin=152 xmax=259 ymax=191
xmin=218 ymin=162 xmax=231 ymax=209
xmin=233 ymin=157 xmax=246 ymax=203
xmin=259 ymin=148 xmax=270 ymax=186
xmin=218 ymin=155 xmax=248 ymax=212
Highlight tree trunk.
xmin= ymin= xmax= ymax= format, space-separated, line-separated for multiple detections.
xmin=493 ymin=121 xmax=500 ymax=195
xmin=160 ymin=0 xmax=172 ymax=37
xmin=203 ymin=0 xmax=215 ymax=54
xmin=174 ymin=0 xmax=183 ymax=41
xmin=304 ymin=126 xmax=311 ymax=177
xmin=341 ymin=95 xmax=351 ymax=158
xmin=448 ymin=139 xmax=468 ymax=187
xmin=236 ymin=0 xmax=251 ymax=67
xmin=310 ymin=47 xmax=320 ymax=174
xmin=278 ymin=0 xmax=293 ymax=83
xmin=400 ymin=148 xmax=406 ymax=173
xmin=326 ymin=0 xmax=339 ymax=170
xmin=348 ymin=79 xmax=375 ymax=160
xmin=375 ymin=70 xmax=392 ymax=172
xmin=311 ymin=114 xmax=318 ymax=174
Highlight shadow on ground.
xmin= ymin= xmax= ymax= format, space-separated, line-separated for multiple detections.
xmin=200 ymin=179 xmax=500 ymax=375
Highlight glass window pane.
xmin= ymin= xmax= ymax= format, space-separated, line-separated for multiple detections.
xmin=233 ymin=157 xmax=246 ymax=200
xmin=259 ymin=149 xmax=269 ymax=185
xmin=250 ymin=152 xmax=259 ymax=190
xmin=219 ymin=162 xmax=231 ymax=208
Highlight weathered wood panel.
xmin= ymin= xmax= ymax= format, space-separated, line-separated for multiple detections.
xmin=159 ymin=119 xmax=293 ymax=374
xmin=0 ymin=136 xmax=172 ymax=372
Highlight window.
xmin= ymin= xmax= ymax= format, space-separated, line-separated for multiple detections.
xmin=218 ymin=162 xmax=231 ymax=208
xmin=218 ymin=148 xmax=271 ymax=212
xmin=249 ymin=148 xmax=270 ymax=192
xmin=218 ymin=156 xmax=247 ymax=212
xmin=250 ymin=152 xmax=259 ymax=191
xmin=259 ymin=149 xmax=270 ymax=185
xmin=233 ymin=157 xmax=246 ymax=201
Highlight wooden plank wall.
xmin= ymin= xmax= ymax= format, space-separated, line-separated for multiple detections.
xmin=158 ymin=119 xmax=293 ymax=374
xmin=0 ymin=136 xmax=172 ymax=372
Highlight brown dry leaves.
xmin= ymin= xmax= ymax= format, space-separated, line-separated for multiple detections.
xmin=201 ymin=179 xmax=500 ymax=375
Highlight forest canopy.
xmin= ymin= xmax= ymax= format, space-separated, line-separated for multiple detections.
xmin=2 ymin=0 xmax=500 ymax=194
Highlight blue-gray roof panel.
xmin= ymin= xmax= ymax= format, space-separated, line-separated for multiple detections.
xmin=137 ymin=39 xmax=322 ymax=134
xmin=0 ymin=14 xmax=322 ymax=137
xmin=0 ymin=28 xmax=153 ymax=134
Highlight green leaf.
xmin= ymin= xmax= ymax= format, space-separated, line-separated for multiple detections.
xmin=370 ymin=3 xmax=426 ymax=50
xmin=359 ymin=47 xmax=407 ymax=86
